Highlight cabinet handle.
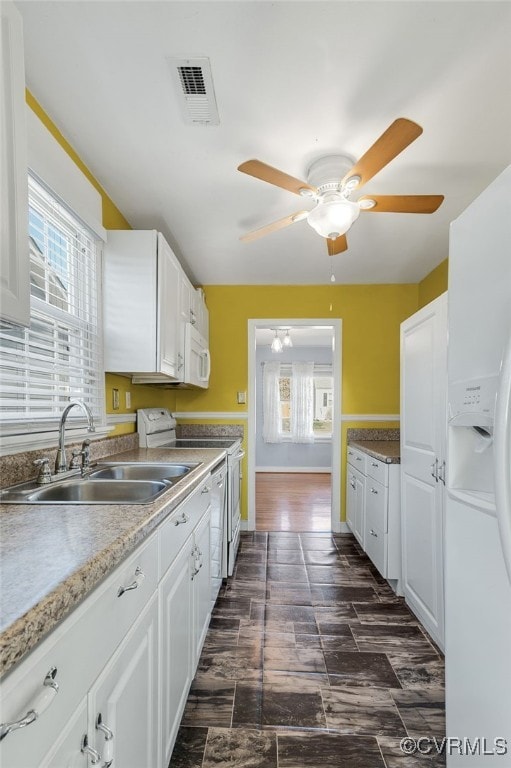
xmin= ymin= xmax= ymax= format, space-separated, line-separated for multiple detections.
xmin=0 ymin=667 xmax=59 ymax=741
xmin=117 ymin=566 xmax=144 ymax=597
xmin=216 ymin=479 xmax=224 ymax=488
xmin=371 ymin=462 xmax=379 ymax=467
xmin=348 ymin=450 xmax=353 ymax=456
xmin=174 ymin=511 xmax=189 ymax=526
xmin=370 ymin=487 xmax=378 ymax=494
xmin=370 ymin=529 xmax=378 ymax=537
xmin=177 ymin=353 xmax=184 ymax=371
xmin=355 ymin=456 xmax=362 ymax=461
xmin=438 ymin=459 xmax=446 ymax=486
xmin=201 ymin=485 xmax=210 ymax=494
xmin=96 ymin=713 xmax=114 ymax=767
xmin=350 ymin=480 xmax=356 ymax=490
xmin=81 ymin=735 xmax=101 ymax=765
xmin=431 ymin=458 xmax=439 ymax=482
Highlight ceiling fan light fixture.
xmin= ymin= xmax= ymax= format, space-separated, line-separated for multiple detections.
xmin=344 ymin=175 xmax=361 ymax=191
xmin=307 ymin=197 xmax=360 ymax=239
xmin=359 ymin=198 xmax=376 ymax=210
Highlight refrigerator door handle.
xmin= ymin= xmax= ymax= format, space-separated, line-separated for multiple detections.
xmin=494 ymin=328 xmax=511 ymax=584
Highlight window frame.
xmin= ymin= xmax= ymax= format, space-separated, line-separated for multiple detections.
xmin=0 ymin=174 xmax=107 ymax=455
xmin=278 ymin=363 xmax=333 ymax=441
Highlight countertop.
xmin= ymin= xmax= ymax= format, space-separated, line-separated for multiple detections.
xmin=348 ymin=439 xmax=401 ymax=464
xmin=0 ymin=446 xmax=226 ymax=678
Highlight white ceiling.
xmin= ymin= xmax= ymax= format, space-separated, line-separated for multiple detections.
xmin=16 ymin=1 xmax=511 ymax=286
xmin=255 ymin=326 xmax=333 ymax=348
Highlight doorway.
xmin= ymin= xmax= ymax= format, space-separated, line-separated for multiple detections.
xmin=247 ymin=319 xmax=342 ymax=532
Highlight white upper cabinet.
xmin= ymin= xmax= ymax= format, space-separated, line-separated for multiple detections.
xmin=1 ymin=1 xmax=29 ymax=327
xmin=103 ymin=230 xmax=182 ymax=382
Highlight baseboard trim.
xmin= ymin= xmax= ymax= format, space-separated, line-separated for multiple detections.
xmin=256 ymin=467 xmax=332 ymax=474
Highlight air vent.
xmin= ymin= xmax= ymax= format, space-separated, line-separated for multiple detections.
xmin=169 ymin=57 xmax=220 ymax=126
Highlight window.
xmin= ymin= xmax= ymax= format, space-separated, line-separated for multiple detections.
xmin=0 ymin=175 xmax=104 ymax=435
xmin=279 ymin=366 xmax=333 ymax=438
xmin=263 ymin=361 xmax=333 ymax=443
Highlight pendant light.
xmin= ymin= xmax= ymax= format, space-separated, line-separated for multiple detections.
xmin=271 ymin=329 xmax=283 ymax=353
xmin=282 ymin=330 xmax=293 ymax=348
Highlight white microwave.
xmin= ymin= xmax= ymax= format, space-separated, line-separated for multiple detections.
xmin=184 ymin=323 xmax=210 ymax=388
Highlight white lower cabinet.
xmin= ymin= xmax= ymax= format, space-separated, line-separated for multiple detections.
xmin=0 ymin=474 xmax=215 ymax=768
xmin=346 ymin=446 xmax=401 ymax=588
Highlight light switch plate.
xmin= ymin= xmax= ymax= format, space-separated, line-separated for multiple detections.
xmin=112 ymin=388 xmax=119 ymax=410
xmin=125 ymin=391 xmax=131 ymax=409
xmin=237 ymin=391 xmax=246 ymax=404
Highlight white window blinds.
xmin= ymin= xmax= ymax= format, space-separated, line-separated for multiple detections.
xmin=0 ymin=175 xmax=104 ymax=433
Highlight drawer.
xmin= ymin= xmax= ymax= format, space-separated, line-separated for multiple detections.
xmin=159 ymin=475 xmax=211 ymax=578
xmin=366 ymin=455 xmax=389 ymax=486
xmin=346 ymin=446 xmax=366 ymax=473
xmin=366 ymin=477 xmax=388 ymax=532
xmin=0 ymin=533 xmax=158 ymax=768
xmin=365 ymin=521 xmax=386 ymax=579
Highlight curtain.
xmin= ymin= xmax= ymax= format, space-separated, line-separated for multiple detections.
xmin=291 ymin=361 xmax=315 ymax=443
xmin=262 ymin=361 xmax=282 ymax=443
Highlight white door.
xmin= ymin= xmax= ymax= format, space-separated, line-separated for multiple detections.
xmin=88 ymin=594 xmax=159 ymax=768
xmin=157 ymin=233 xmax=180 ymax=378
xmin=193 ymin=510 xmax=211 ymax=667
xmin=159 ymin=543 xmax=193 ymax=768
xmin=400 ymin=292 xmax=447 ymax=649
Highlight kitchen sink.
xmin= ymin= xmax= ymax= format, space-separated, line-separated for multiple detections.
xmin=89 ymin=462 xmax=195 ymax=482
xmin=0 ymin=462 xmax=200 ymax=504
xmin=27 ymin=479 xmax=169 ymax=504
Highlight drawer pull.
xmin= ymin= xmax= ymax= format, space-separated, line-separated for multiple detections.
xmin=174 ymin=511 xmax=189 ymax=526
xmin=370 ymin=529 xmax=378 ymax=537
xmin=117 ymin=566 xmax=144 ymax=597
xmin=97 ymin=713 xmax=114 ymax=767
xmin=350 ymin=480 xmax=356 ymax=490
xmin=355 ymin=456 xmax=362 ymax=461
xmin=201 ymin=486 xmax=210 ymax=494
xmin=81 ymin=735 xmax=101 ymax=765
xmin=0 ymin=667 xmax=59 ymax=741
xmin=371 ymin=462 xmax=379 ymax=467
xmin=370 ymin=487 xmax=378 ymax=494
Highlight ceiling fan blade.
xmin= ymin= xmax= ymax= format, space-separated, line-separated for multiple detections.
xmin=240 ymin=211 xmax=308 ymax=243
xmin=327 ymin=234 xmax=348 ymax=255
xmin=238 ymin=159 xmax=316 ymax=196
xmin=341 ymin=118 xmax=423 ymax=190
xmin=359 ymin=194 xmax=444 ymax=213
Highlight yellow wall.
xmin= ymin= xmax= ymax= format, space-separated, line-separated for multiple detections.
xmin=175 ymin=285 xmax=417 ymax=521
xmin=418 ymin=259 xmax=448 ymax=308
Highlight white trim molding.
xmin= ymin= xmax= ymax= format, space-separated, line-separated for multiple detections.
xmin=256 ymin=466 xmax=331 ymax=473
xmin=106 ymin=413 xmax=137 ymax=425
xmin=342 ymin=414 xmax=400 ymax=421
xmin=173 ymin=411 xmax=248 ymax=420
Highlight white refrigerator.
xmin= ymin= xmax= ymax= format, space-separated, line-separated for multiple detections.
xmin=446 ymin=164 xmax=511 ymax=763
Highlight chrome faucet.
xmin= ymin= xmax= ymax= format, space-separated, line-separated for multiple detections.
xmin=55 ymin=400 xmax=95 ymax=473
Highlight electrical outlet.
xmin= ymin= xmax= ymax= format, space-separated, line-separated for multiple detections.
xmin=125 ymin=391 xmax=131 ymax=409
xmin=237 ymin=391 xmax=246 ymax=405
xmin=112 ymin=388 xmax=120 ymax=410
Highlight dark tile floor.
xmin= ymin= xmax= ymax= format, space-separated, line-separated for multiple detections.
xmin=169 ymin=532 xmax=445 ymax=768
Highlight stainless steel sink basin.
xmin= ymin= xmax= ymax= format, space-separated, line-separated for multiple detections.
xmin=0 ymin=462 xmax=200 ymax=504
xmin=27 ymin=479 xmax=169 ymax=504
xmin=90 ymin=462 xmax=195 ymax=482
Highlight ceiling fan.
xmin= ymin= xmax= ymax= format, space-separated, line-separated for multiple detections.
xmin=237 ymin=118 xmax=444 ymax=255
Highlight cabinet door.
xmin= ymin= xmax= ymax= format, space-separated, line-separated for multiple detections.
xmin=352 ymin=468 xmax=366 ymax=550
xmin=346 ymin=469 xmax=356 ymax=534
xmin=40 ymin=701 xmax=87 ymax=768
xmin=400 ymin=292 xmax=447 ymax=649
xmin=1 ymin=1 xmax=29 ymax=326
xmin=157 ymin=233 xmax=180 ymax=379
xmin=88 ymin=593 xmax=159 ymax=768
xmin=159 ymin=541 xmax=193 ymax=768
xmin=193 ymin=509 xmax=211 ymax=667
